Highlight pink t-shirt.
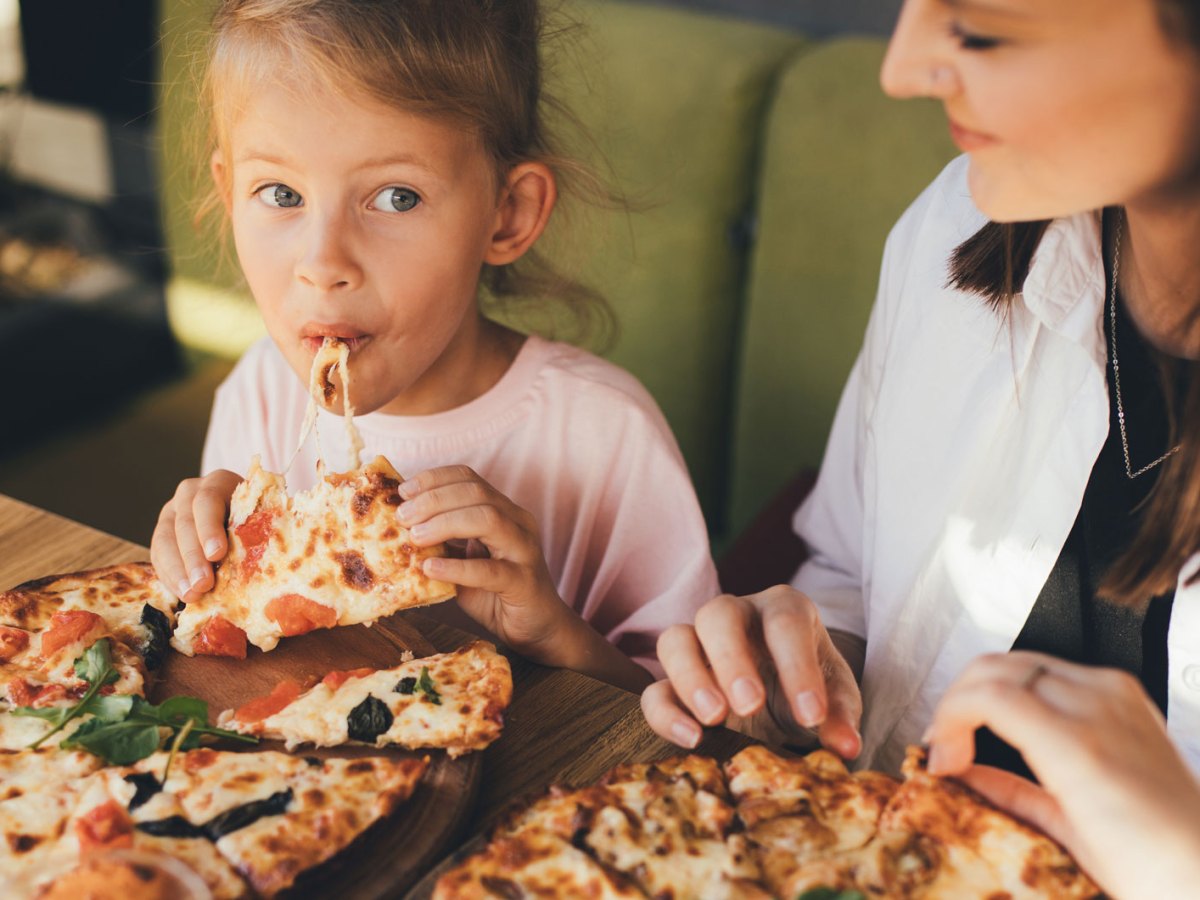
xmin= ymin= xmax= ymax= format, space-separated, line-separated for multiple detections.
xmin=201 ymin=334 xmax=718 ymax=676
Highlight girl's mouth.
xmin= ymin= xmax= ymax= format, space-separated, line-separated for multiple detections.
xmin=301 ymin=333 xmax=371 ymax=355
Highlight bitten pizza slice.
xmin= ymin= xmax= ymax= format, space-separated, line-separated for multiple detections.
xmin=724 ymin=745 xmax=898 ymax=895
xmin=217 ymin=641 xmax=511 ymax=758
xmin=171 ymin=455 xmax=456 ymax=657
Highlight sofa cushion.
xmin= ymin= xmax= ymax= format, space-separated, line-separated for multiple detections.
xmin=727 ymin=38 xmax=957 ymax=539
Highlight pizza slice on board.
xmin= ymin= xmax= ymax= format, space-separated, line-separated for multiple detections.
xmin=217 ymin=641 xmax=511 ymax=757
xmin=171 ymin=455 xmax=456 ymax=657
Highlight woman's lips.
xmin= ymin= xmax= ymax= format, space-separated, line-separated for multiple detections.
xmin=947 ymin=119 xmax=999 ymax=152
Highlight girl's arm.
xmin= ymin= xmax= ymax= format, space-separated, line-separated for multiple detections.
xmin=926 ymin=651 xmax=1200 ymax=900
xmin=397 ymin=465 xmax=652 ymax=692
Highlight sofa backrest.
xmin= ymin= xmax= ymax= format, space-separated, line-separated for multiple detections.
xmin=726 ymin=39 xmax=957 ymax=539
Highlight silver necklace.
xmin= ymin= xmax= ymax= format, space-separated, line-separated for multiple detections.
xmin=1109 ymin=210 xmax=1181 ymax=479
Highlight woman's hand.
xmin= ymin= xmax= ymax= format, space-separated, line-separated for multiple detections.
xmin=398 ymin=466 xmax=651 ymax=691
xmin=926 ymin=651 xmax=1200 ymax=900
xmin=150 ymin=469 xmax=244 ymax=602
xmin=640 ymin=586 xmax=863 ymax=756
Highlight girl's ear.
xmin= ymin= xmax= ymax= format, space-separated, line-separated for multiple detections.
xmin=210 ymin=149 xmax=233 ymax=214
xmin=485 ymin=162 xmax=556 ymax=266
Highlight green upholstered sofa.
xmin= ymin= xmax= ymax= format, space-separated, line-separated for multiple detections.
xmin=0 ymin=0 xmax=955 ymax=568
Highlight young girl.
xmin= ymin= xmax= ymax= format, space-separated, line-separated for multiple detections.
xmin=150 ymin=0 xmax=718 ymax=693
xmin=645 ymin=0 xmax=1200 ymax=778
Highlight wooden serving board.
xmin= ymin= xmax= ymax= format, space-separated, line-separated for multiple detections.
xmin=156 ymin=613 xmax=482 ymax=899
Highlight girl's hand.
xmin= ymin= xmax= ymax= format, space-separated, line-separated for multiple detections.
xmin=926 ymin=651 xmax=1200 ymax=900
xmin=150 ymin=469 xmax=243 ymax=602
xmin=640 ymin=586 xmax=863 ymax=756
xmin=397 ymin=466 xmax=651 ymax=692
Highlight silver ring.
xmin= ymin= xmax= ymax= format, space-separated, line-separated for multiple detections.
xmin=1021 ymin=663 xmax=1049 ymax=692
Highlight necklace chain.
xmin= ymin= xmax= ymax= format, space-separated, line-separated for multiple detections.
xmin=1109 ymin=210 xmax=1181 ymax=479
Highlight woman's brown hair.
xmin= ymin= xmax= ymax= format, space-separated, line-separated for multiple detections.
xmin=199 ymin=0 xmax=616 ymax=346
xmin=948 ymin=0 xmax=1200 ymax=607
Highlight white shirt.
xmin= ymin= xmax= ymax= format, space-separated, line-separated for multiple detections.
xmin=202 ymin=334 xmax=720 ymax=677
xmin=793 ymin=155 xmax=1200 ymax=776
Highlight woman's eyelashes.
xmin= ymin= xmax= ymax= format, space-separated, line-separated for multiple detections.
xmin=371 ymin=186 xmax=422 ymax=213
xmin=256 ymin=183 xmax=303 ymax=208
xmin=949 ymin=21 xmax=1004 ymax=51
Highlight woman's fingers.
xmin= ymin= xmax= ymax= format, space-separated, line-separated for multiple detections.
xmin=816 ymin=646 xmax=863 ymax=759
xmin=641 ymin=679 xmax=703 ymax=749
xmin=658 ymin=624 xmax=728 ymax=726
xmin=758 ymin=588 xmax=831 ymax=727
xmin=957 ymin=765 xmax=1071 ymax=848
xmin=693 ymin=596 xmax=766 ymax=717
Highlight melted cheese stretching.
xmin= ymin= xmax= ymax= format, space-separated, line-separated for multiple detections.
xmin=292 ymin=337 xmax=364 ymax=475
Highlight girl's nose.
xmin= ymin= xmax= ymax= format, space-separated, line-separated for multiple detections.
xmin=880 ymin=0 xmax=960 ymax=100
xmin=295 ymin=214 xmax=363 ymax=292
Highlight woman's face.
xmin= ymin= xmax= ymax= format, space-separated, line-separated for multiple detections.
xmin=881 ymin=0 xmax=1200 ymax=222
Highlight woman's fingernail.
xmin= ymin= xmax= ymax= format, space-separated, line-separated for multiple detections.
xmin=423 ymin=557 xmax=445 ymax=577
xmin=671 ymin=719 xmax=701 ymax=748
xmin=795 ymin=690 xmax=823 ymax=727
xmin=189 ymin=567 xmax=208 ymax=588
xmin=730 ymin=677 xmax=762 ymax=715
xmin=409 ymin=522 xmax=429 ymax=542
xmin=692 ymin=689 xmax=723 ymax=722
xmin=176 ymin=579 xmax=191 ymax=598
xmin=204 ymin=539 xmax=222 ymax=558
xmin=396 ymin=501 xmax=415 ymax=525
xmin=398 ymin=480 xmax=417 ymax=500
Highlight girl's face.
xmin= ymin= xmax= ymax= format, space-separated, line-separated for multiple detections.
xmin=881 ymin=0 xmax=1200 ymax=221
xmin=219 ymin=81 xmax=513 ymax=416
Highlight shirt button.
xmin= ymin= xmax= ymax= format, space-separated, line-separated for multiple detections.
xmin=1184 ymin=665 xmax=1200 ymax=692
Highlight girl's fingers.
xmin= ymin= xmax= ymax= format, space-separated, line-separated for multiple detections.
xmin=657 ymin=624 xmax=728 ymax=726
xmin=407 ymin=505 xmax=533 ymax=561
xmin=398 ymin=465 xmax=490 ymax=500
xmin=693 ymin=596 xmax=766 ymax=718
xmin=151 ymin=503 xmax=189 ymax=600
xmin=398 ymin=480 xmax=504 ymax=526
xmin=192 ymin=470 xmax=241 ymax=562
xmin=641 ymin=679 xmax=703 ymax=749
xmin=424 ymin=555 xmax=522 ymax=595
xmin=758 ymin=588 xmax=830 ymax=728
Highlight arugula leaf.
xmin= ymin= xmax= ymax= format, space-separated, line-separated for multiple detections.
xmin=27 ymin=638 xmax=119 ymax=749
xmin=415 ymin=666 xmax=442 ymax=705
xmin=62 ymin=720 xmax=164 ymax=766
xmin=73 ymin=639 xmax=120 ymax=688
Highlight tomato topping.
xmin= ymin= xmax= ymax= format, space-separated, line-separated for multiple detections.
xmin=232 ymin=679 xmax=303 ymax=723
xmin=9 ymin=680 xmax=68 ymax=708
xmin=321 ymin=667 xmax=375 ymax=691
xmin=0 ymin=626 xmax=29 ymax=661
xmin=75 ymin=800 xmax=134 ymax=852
xmin=264 ymin=594 xmax=338 ymax=637
xmin=193 ymin=616 xmax=248 ymax=659
xmin=235 ymin=509 xmax=275 ymax=577
xmin=41 ymin=610 xmax=104 ymax=658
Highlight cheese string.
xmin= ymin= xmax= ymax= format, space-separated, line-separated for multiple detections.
xmin=286 ymin=338 xmax=364 ymax=478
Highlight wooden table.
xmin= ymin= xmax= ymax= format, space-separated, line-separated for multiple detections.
xmin=0 ymin=494 xmax=752 ymax=880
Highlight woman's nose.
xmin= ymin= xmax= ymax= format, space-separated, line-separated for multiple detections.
xmin=295 ymin=213 xmax=363 ymax=292
xmin=880 ymin=0 xmax=959 ymax=100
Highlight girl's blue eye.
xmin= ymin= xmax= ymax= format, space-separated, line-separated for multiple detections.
xmin=949 ymin=21 xmax=1003 ymax=51
xmin=372 ymin=187 xmax=421 ymax=213
xmin=258 ymin=184 xmax=303 ymax=208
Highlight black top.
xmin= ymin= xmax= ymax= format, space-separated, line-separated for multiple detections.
xmin=974 ymin=216 xmax=1176 ymax=778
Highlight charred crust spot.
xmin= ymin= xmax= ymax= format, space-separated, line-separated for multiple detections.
xmin=352 ymin=491 xmax=373 ymax=519
xmin=346 ymin=760 xmax=376 ymax=775
xmin=382 ymin=527 xmax=398 ymax=541
xmin=335 ymin=552 xmax=375 ymax=591
xmin=288 ymin=559 xmax=302 ymax=572
xmin=310 ymin=577 xmax=325 ymax=589
xmin=480 ymin=876 xmax=523 ymax=900
xmin=304 ymin=788 xmax=327 ymax=806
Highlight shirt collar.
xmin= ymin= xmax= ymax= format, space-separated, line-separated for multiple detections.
xmin=1020 ymin=210 xmax=1106 ymax=361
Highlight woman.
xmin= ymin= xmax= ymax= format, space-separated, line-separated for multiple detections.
xmin=643 ymin=0 xmax=1200 ymax=891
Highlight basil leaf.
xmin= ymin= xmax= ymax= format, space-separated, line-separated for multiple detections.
xmin=63 ymin=721 xmax=163 ymax=765
xmin=415 ymin=666 xmax=441 ymax=705
xmin=795 ymin=890 xmax=867 ymax=900
xmin=154 ymin=696 xmax=209 ymax=726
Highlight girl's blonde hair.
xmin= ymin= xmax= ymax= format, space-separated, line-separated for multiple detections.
xmin=200 ymin=0 xmax=615 ymax=345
